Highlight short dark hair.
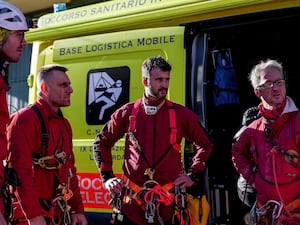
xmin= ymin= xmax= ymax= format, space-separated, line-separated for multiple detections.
xmin=37 ymin=64 xmax=68 ymax=87
xmin=37 ymin=64 xmax=68 ymax=94
xmin=142 ymin=55 xmax=171 ymax=78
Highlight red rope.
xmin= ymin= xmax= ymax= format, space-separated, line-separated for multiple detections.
xmin=143 ymin=184 xmax=174 ymax=206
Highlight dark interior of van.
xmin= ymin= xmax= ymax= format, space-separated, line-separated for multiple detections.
xmin=184 ymin=6 xmax=300 ymax=225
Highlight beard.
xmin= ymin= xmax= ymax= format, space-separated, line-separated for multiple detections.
xmin=150 ymin=87 xmax=167 ymax=99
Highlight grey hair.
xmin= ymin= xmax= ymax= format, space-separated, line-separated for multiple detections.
xmin=248 ymin=59 xmax=283 ymax=89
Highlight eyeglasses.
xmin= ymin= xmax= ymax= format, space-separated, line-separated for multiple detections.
xmin=258 ymin=79 xmax=285 ymax=89
xmin=8 ymin=30 xmax=25 ymax=42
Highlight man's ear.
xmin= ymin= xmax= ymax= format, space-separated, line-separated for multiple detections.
xmin=143 ymin=77 xmax=149 ymax=86
xmin=40 ymin=82 xmax=47 ymax=93
xmin=254 ymin=88 xmax=261 ymax=98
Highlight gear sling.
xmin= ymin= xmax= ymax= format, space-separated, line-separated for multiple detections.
xmin=28 ymin=104 xmax=73 ymax=225
xmin=110 ymin=98 xmax=194 ymax=225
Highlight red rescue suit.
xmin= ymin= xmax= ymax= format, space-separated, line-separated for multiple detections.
xmin=6 ymin=98 xmax=84 ymax=221
xmin=232 ymin=97 xmax=300 ymax=222
xmin=0 ymin=74 xmax=9 ymax=214
xmin=94 ymin=97 xmax=213 ymax=224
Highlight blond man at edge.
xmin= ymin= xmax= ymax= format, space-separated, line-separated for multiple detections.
xmin=232 ymin=59 xmax=300 ymax=224
xmin=0 ymin=1 xmax=28 ymax=225
xmin=6 ymin=65 xmax=88 ymax=225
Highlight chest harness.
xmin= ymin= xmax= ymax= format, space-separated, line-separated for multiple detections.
xmin=29 ymin=104 xmax=73 ymax=225
xmin=129 ymin=98 xmax=181 ymax=180
xmin=110 ymin=98 xmax=191 ymax=225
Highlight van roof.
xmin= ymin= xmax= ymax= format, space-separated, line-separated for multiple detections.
xmin=26 ymin=0 xmax=300 ymax=42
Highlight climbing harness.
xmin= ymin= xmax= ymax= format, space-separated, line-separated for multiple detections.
xmin=109 ymin=192 xmax=123 ymax=224
xmin=40 ymin=169 xmax=74 ymax=225
xmin=30 ymin=104 xmax=73 ymax=225
xmin=112 ymin=175 xmax=175 ymax=225
xmin=128 ymin=98 xmax=181 ymax=181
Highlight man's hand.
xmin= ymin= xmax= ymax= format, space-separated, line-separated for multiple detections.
xmin=173 ymin=174 xmax=194 ymax=189
xmin=71 ymin=213 xmax=88 ymax=225
xmin=28 ymin=215 xmax=46 ymax=225
xmin=104 ymin=177 xmax=123 ymax=194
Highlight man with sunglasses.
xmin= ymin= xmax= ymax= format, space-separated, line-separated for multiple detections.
xmin=232 ymin=59 xmax=300 ymax=225
xmin=0 ymin=1 xmax=28 ymax=225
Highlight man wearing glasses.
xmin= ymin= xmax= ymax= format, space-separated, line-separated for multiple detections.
xmin=232 ymin=59 xmax=300 ymax=225
xmin=0 ymin=1 xmax=28 ymax=225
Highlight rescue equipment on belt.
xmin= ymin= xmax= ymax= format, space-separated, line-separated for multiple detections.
xmin=173 ymin=185 xmax=192 ymax=225
xmin=114 ymin=175 xmax=175 ymax=225
xmin=40 ymin=176 xmax=74 ymax=225
xmin=1 ymin=165 xmax=22 ymax=223
xmin=251 ymin=198 xmax=300 ymax=225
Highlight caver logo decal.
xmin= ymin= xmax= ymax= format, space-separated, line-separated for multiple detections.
xmin=86 ymin=66 xmax=130 ymax=125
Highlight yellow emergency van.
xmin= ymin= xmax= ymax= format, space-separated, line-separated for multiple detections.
xmin=25 ymin=0 xmax=300 ymax=224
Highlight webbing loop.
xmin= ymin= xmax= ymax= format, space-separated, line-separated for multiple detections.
xmin=33 ymin=151 xmax=66 ymax=170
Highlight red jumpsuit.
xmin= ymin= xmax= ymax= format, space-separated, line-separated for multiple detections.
xmin=232 ymin=98 xmax=300 ymax=224
xmin=6 ymin=98 xmax=84 ymax=223
xmin=0 ymin=75 xmax=9 ymax=214
xmin=94 ymin=98 xmax=213 ymax=225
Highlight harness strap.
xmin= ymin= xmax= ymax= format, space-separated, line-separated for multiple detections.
xmin=129 ymin=98 xmax=180 ymax=151
xmin=166 ymin=100 xmax=180 ymax=151
xmin=30 ymin=104 xmax=49 ymax=156
xmin=129 ymin=99 xmax=141 ymax=132
xmin=32 ymin=151 xmax=66 ymax=170
xmin=123 ymin=175 xmax=142 ymax=194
